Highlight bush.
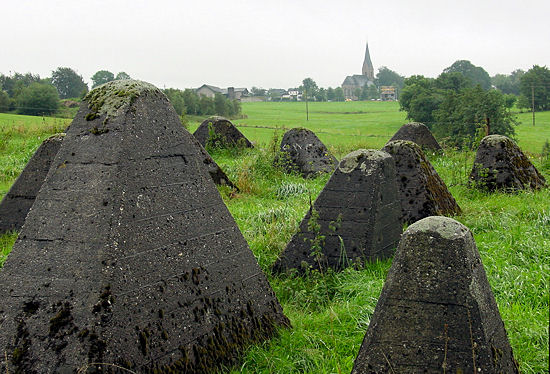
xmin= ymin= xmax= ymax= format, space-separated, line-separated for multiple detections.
xmin=16 ymin=82 xmax=59 ymax=116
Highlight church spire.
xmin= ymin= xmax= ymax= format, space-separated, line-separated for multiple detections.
xmin=362 ymin=42 xmax=374 ymax=81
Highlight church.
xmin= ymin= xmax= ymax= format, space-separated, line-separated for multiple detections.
xmin=342 ymin=43 xmax=375 ymax=100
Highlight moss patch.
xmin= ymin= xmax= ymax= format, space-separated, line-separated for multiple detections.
xmin=84 ymin=80 xmax=161 ymax=120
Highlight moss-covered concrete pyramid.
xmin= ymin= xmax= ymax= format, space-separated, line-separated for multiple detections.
xmin=0 ymin=80 xmax=288 ymax=373
xmin=276 ymin=127 xmax=338 ymax=177
xmin=193 ymin=116 xmax=253 ymax=149
xmin=383 ymin=140 xmax=461 ymax=224
xmin=388 ymin=122 xmax=442 ymax=151
xmin=0 ymin=134 xmax=64 ymax=234
xmin=273 ymin=149 xmax=402 ymax=272
xmin=470 ymin=135 xmax=546 ymax=191
xmin=352 ymin=217 xmax=518 ymax=373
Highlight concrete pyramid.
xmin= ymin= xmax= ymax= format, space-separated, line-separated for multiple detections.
xmin=193 ymin=116 xmax=253 ymax=149
xmin=352 ymin=216 xmax=518 ymax=373
xmin=388 ymin=122 xmax=442 ymax=151
xmin=276 ymin=127 xmax=338 ymax=177
xmin=470 ymin=135 xmax=546 ymax=191
xmin=273 ymin=149 xmax=402 ymax=272
xmin=383 ymin=140 xmax=461 ymax=224
xmin=0 ymin=80 xmax=289 ymax=373
xmin=0 ymin=133 xmax=64 ymax=234
xmin=191 ymin=135 xmax=236 ymax=189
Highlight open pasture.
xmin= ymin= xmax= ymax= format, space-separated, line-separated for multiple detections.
xmin=0 ymin=102 xmax=549 ymax=372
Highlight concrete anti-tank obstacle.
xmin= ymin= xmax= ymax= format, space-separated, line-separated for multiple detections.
xmin=276 ymin=127 xmax=338 ymax=177
xmin=383 ymin=140 xmax=461 ymax=224
xmin=0 ymin=80 xmax=289 ymax=373
xmin=470 ymin=134 xmax=546 ymax=191
xmin=190 ymin=134 xmax=237 ymax=189
xmin=272 ymin=149 xmax=402 ymax=273
xmin=193 ymin=116 xmax=253 ymax=149
xmin=351 ymin=216 xmax=519 ymax=373
xmin=387 ymin=122 xmax=442 ymax=151
xmin=0 ymin=133 xmax=64 ymax=234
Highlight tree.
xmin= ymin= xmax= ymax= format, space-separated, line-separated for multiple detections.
xmin=519 ymin=65 xmax=550 ymax=111
xmin=376 ymin=67 xmax=404 ymax=89
xmin=314 ymin=87 xmax=327 ymax=101
xmin=434 ymin=72 xmax=472 ymax=92
xmin=0 ymin=90 xmax=9 ymax=112
xmin=333 ymin=87 xmax=345 ymax=102
xmin=0 ymin=72 xmax=41 ymax=98
xmin=326 ymin=87 xmax=335 ymax=101
xmin=492 ymin=69 xmax=524 ymax=96
xmin=115 ymin=71 xmax=131 ymax=80
xmin=301 ymin=78 xmax=318 ymax=100
xmin=214 ymin=93 xmax=227 ymax=116
xmin=163 ymin=88 xmax=186 ymax=115
xmin=399 ymin=75 xmax=441 ymax=126
xmin=91 ymin=70 xmax=115 ymax=88
xmin=251 ymin=87 xmax=266 ymax=97
xmin=51 ymin=67 xmax=88 ymax=99
xmin=16 ymin=82 xmax=59 ymax=116
xmin=198 ymin=95 xmax=214 ymax=115
xmin=433 ymin=86 xmax=517 ymax=147
xmin=443 ymin=60 xmax=491 ymax=90
xmin=182 ymin=89 xmax=199 ymax=115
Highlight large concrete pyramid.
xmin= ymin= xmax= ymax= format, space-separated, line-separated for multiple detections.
xmin=0 ymin=133 xmax=64 ymax=234
xmin=190 ymin=135 xmax=236 ymax=189
xmin=388 ymin=122 xmax=442 ymax=151
xmin=383 ymin=140 xmax=461 ymax=224
xmin=470 ymin=135 xmax=546 ymax=191
xmin=352 ymin=216 xmax=518 ymax=373
xmin=193 ymin=116 xmax=253 ymax=149
xmin=276 ymin=127 xmax=338 ymax=178
xmin=0 ymin=80 xmax=289 ymax=373
xmin=273 ymin=149 xmax=402 ymax=272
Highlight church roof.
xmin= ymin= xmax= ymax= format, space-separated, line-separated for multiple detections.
xmin=342 ymin=75 xmax=372 ymax=87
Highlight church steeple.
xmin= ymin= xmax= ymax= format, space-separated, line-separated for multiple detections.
xmin=362 ymin=42 xmax=374 ymax=81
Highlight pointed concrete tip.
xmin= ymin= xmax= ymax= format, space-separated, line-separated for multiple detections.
xmin=406 ymin=216 xmax=469 ymax=240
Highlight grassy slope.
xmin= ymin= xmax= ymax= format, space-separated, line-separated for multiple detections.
xmin=0 ymin=105 xmax=549 ymax=372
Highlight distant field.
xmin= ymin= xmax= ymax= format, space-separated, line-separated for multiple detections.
xmin=516 ymin=110 xmax=550 ymax=154
xmin=188 ymin=101 xmax=408 ymax=153
xmin=189 ymin=101 xmax=550 ymax=155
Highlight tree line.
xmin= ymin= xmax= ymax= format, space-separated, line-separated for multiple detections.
xmin=399 ymin=61 xmax=550 ymax=148
xmin=0 ymin=68 xmax=241 ymax=118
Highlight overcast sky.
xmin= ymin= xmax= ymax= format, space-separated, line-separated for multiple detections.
xmin=2 ymin=0 xmax=548 ymax=90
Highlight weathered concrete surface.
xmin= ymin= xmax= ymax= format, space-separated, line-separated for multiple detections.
xmin=0 ymin=134 xmax=64 ymax=234
xmin=0 ymin=80 xmax=288 ymax=373
xmin=273 ymin=149 xmax=402 ymax=272
xmin=388 ymin=122 xmax=442 ymax=151
xmin=191 ymin=135 xmax=236 ymax=189
xmin=352 ymin=216 xmax=519 ymax=374
xmin=383 ymin=140 xmax=461 ymax=224
xmin=470 ymin=135 xmax=546 ymax=191
xmin=276 ymin=127 xmax=338 ymax=177
xmin=193 ymin=116 xmax=253 ymax=149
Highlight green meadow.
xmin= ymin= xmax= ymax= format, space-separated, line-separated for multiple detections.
xmin=0 ymin=102 xmax=549 ymax=373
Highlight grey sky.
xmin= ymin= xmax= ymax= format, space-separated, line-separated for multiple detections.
xmin=2 ymin=0 xmax=548 ymax=90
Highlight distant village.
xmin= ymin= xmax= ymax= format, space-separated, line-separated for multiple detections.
xmin=195 ymin=43 xmax=397 ymax=103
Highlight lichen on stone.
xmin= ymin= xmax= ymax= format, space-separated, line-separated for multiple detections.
xmin=338 ymin=149 xmax=389 ymax=174
xmin=84 ymin=80 xmax=161 ymax=120
xmin=406 ymin=216 xmax=468 ymax=240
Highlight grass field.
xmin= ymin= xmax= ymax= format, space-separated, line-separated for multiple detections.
xmin=0 ymin=103 xmax=549 ymax=373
